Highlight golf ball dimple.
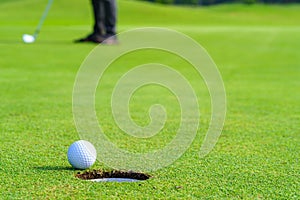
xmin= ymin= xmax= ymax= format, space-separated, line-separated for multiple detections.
xmin=67 ymin=140 xmax=97 ymax=169
xmin=22 ymin=34 xmax=35 ymax=43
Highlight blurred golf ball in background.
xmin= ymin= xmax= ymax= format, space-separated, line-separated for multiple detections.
xmin=22 ymin=34 xmax=35 ymax=43
xmin=67 ymin=140 xmax=97 ymax=169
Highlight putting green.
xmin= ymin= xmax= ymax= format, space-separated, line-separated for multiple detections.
xmin=0 ymin=0 xmax=299 ymax=198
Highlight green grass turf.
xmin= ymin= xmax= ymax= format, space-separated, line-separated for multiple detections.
xmin=1 ymin=0 xmax=299 ymax=198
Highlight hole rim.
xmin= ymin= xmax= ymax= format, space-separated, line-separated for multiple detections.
xmin=76 ymin=169 xmax=151 ymax=182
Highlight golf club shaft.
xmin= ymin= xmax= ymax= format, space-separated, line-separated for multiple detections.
xmin=33 ymin=0 xmax=54 ymax=38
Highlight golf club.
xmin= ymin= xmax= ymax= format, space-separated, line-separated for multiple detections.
xmin=22 ymin=0 xmax=54 ymax=43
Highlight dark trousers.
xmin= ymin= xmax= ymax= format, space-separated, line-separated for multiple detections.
xmin=91 ymin=0 xmax=117 ymax=36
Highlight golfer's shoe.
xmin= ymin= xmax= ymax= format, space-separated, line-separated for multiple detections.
xmin=74 ymin=34 xmax=105 ymax=43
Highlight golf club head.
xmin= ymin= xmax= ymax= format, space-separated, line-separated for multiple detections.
xmin=22 ymin=34 xmax=35 ymax=43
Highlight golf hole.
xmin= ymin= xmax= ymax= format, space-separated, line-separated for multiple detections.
xmin=76 ymin=170 xmax=151 ymax=182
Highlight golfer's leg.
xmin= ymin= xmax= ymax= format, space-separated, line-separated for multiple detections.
xmin=92 ymin=0 xmax=105 ymax=36
xmin=104 ymin=0 xmax=117 ymax=36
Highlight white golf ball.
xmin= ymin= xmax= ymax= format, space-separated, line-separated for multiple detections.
xmin=67 ymin=140 xmax=97 ymax=169
xmin=22 ymin=34 xmax=35 ymax=43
